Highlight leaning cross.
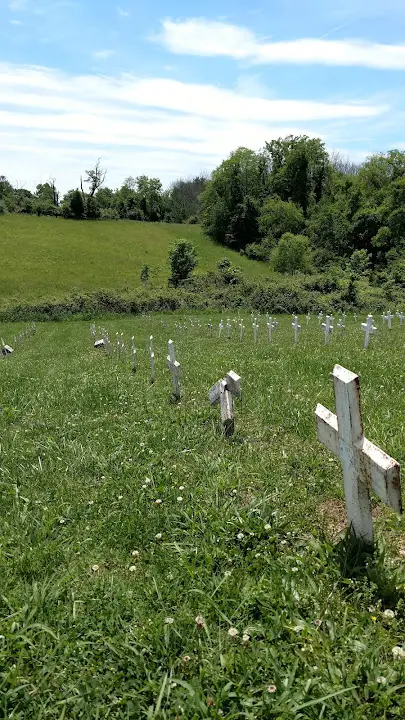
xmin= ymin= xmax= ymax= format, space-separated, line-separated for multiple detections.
xmin=167 ymin=339 xmax=181 ymax=401
xmin=149 ymin=335 xmax=155 ymax=384
xmin=361 ymin=315 xmax=376 ymax=349
xmin=316 ymin=364 xmax=401 ymax=544
xmin=292 ymin=316 xmax=301 ymax=344
xmin=321 ymin=315 xmax=334 ymax=344
xmin=209 ymin=370 xmax=241 ymax=437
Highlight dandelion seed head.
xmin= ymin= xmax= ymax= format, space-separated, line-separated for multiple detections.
xmin=392 ymin=645 xmax=405 ymax=660
xmin=155 ymin=498 xmax=162 ymax=505
xmin=177 ymin=496 xmax=183 ymax=502
xmin=91 ymin=564 xmax=99 ymax=572
xmin=264 ymin=523 xmax=271 ymax=530
xmin=228 ymin=627 xmax=238 ymax=637
xmin=178 ymin=486 xmax=185 ymax=491
xmin=155 ymin=533 xmax=162 ymax=540
xmin=384 ymin=609 xmax=395 ymax=618
xmin=237 ymin=532 xmax=244 ymax=540
xmin=242 ymin=633 xmax=250 ymax=643
xmin=195 ymin=615 xmax=205 ymax=629
xmin=129 ymin=565 xmax=137 ymax=572
xmin=376 ymin=676 xmax=387 ymax=684
xmin=165 ymin=617 xmax=174 ymax=624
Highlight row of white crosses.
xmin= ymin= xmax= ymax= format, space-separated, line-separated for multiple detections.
xmin=316 ymin=364 xmax=402 ymax=545
xmin=1 ymin=322 xmax=36 ymax=357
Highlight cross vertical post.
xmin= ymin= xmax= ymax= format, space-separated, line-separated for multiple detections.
xmin=292 ymin=316 xmax=301 ymax=344
xmin=219 ymin=320 xmax=223 ymax=338
xmin=322 ymin=315 xmax=333 ymax=344
xmin=226 ymin=319 xmax=231 ymax=340
xmin=240 ymin=322 xmax=245 ymax=341
xmin=316 ymin=365 xmax=401 ymax=544
xmin=361 ymin=315 xmax=376 ymax=349
xmin=253 ymin=322 xmax=259 ymax=344
xmin=149 ymin=335 xmax=155 ymax=384
xmin=386 ymin=310 xmax=394 ymax=329
xmin=167 ymin=339 xmax=181 ymax=401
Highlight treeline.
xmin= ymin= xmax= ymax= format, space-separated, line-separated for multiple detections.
xmin=200 ymin=137 xmax=405 ymax=283
xmin=0 ymin=163 xmax=207 ymax=224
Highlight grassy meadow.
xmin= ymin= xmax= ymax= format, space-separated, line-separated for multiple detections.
xmin=0 ymin=216 xmax=272 ymax=308
xmin=2 ymin=312 xmax=405 ymax=718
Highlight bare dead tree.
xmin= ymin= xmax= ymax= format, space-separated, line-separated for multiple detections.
xmin=83 ymin=158 xmax=107 ymax=197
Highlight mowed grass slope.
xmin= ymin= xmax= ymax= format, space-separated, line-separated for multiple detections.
xmin=1 ymin=313 xmax=405 ymax=718
xmin=0 ymin=216 xmax=271 ymax=306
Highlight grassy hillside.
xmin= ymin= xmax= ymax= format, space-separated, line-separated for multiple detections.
xmin=0 ymin=215 xmax=271 ymax=306
xmin=1 ymin=313 xmax=405 ymax=717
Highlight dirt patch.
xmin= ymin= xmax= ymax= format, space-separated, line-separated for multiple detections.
xmin=317 ymin=499 xmax=386 ymax=540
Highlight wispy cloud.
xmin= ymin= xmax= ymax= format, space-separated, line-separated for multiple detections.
xmin=9 ymin=0 xmax=27 ymax=10
xmin=92 ymin=49 xmax=116 ymax=60
xmin=0 ymin=61 xmax=388 ymax=191
xmin=117 ymin=6 xmax=130 ymax=17
xmin=156 ymin=18 xmax=405 ymax=70
xmin=9 ymin=18 xmax=23 ymax=25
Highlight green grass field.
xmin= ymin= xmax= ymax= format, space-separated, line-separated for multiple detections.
xmin=1 ymin=313 xmax=405 ymax=718
xmin=0 ymin=216 xmax=271 ymax=307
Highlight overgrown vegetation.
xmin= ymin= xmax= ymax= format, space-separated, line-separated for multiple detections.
xmin=1 ymin=314 xmax=405 ymax=717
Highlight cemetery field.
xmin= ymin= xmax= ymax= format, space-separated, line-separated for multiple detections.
xmin=2 ymin=313 xmax=405 ymax=718
xmin=0 ymin=216 xmax=271 ymax=307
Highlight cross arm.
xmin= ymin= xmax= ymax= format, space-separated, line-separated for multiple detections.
xmin=354 ymin=438 xmax=402 ymax=513
xmin=316 ymin=404 xmax=339 ymax=456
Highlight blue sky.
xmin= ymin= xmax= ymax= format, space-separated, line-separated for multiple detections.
xmin=1 ymin=0 xmax=405 ymax=192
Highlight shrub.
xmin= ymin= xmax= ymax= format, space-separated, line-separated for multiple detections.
xmin=168 ymin=240 xmax=198 ymax=286
xmin=140 ymin=264 xmax=149 ymax=284
xmin=271 ymin=233 xmax=313 ymax=274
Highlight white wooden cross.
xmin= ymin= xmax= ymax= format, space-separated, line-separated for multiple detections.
xmin=253 ymin=322 xmax=259 ymax=344
xmin=361 ymin=315 xmax=376 ymax=349
xmin=267 ymin=317 xmax=278 ymax=343
xmin=219 ymin=320 xmax=223 ymax=339
xmin=90 ymin=323 xmax=96 ymax=338
xmin=306 ymin=313 xmax=311 ymax=326
xmin=226 ymin=319 xmax=231 ymax=340
xmin=386 ymin=310 xmax=394 ymax=329
xmin=322 ymin=315 xmax=334 ymax=344
xmin=149 ymin=335 xmax=155 ymax=384
xmin=209 ymin=370 xmax=241 ymax=437
xmin=132 ymin=336 xmax=137 ymax=372
xmin=239 ymin=322 xmax=245 ymax=341
xmin=167 ymin=339 xmax=181 ymax=401
xmin=397 ymin=311 xmax=404 ymax=326
xmin=337 ymin=318 xmax=345 ymax=333
xmin=316 ymin=364 xmax=401 ymax=544
xmin=116 ymin=332 xmax=120 ymax=356
xmin=381 ymin=312 xmax=387 ymax=325
xmin=317 ymin=312 xmax=323 ymax=324
xmin=208 ymin=320 xmax=213 ymax=338
xmin=292 ymin=316 xmax=301 ymax=344
xmin=121 ymin=339 xmax=125 ymax=362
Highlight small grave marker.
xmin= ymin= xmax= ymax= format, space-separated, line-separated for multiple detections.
xmin=208 ymin=320 xmax=213 ymax=338
xmin=253 ymin=321 xmax=259 ymax=344
xmin=132 ymin=336 xmax=137 ymax=372
xmin=292 ymin=316 xmax=301 ymax=344
xmin=397 ymin=311 xmax=404 ymax=326
xmin=239 ymin=322 xmax=245 ymax=341
xmin=267 ymin=317 xmax=278 ymax=343
xmin=306 ymin=313 xmax=311 ymax=325
xmin=94 ymin=339 xmax=105 ymax=349
xmin=149 ymin=336 xmax=155 ymax=384
xmin=209 ymin=370 xmax=241 ymax=437
xmin=386 ymin=310 xmax=394 ymax=329
xmin=226 ymin=319 xmax=231 ymax=339
xmin=219 ymin=320 xmax=223 ymax=339
xmin=317 ymin=312 xmax=323 ymax=324
xmin=361 ymin=315 xmax=376 ymax=349
xmin=321 ymin=315 xmax=334 ymax=344
xmin=337 ymin=318 xmax=345 ymax=333
xmin=167 ymin=339 xmax=181 ymax=401
xmin=1 ymin=338 xmax=13 ymax=355
xmin=316 ymin=364 xmax=401 ymax=544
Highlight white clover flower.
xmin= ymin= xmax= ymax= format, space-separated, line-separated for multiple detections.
xmin=178 ymin=486 xmax=185 ymax=491
xmin=59 ymin=518 xmax=65 ymax=524
xmin=392 ymin=645 xmax=405 ymax=660
xmin=131 ymin=550 xmax=140 ymax=558
xmin=264 ymin=524 xmax=271 ymax=530
xmin=155 ymin=499 xmax=162 ymax=505
xmin=145 ymin=478 xmax=151 ymax=484
xmin=177 ymin=496 xmax=183 ymax=502
xmin=88 ymin=500 xmax=94 ymax=505
xmin=117 ymin=495 xmax=123 ymax=500
xmin=129 ymin=565 xmax=137 ymax=572
xmin=291 ymin=567 xmax=299 ymax=573
xmin=183 ymin=655 xmax=191 ymax=663
xmin=237 ymin=532 xmax=244 ymax=540
xmin=224 ymin=570 xmax=232 ymax=578
xmin=267 ymin=684 xmax=277 ymax=693
xmin=91 ymin=564 xmax=99 ymax=572
xmin=142 ymin=484 xmax=147 ymax=489
xmin=384 ymin=609 xmax=395 ymax=618
xmin=155 ymin=533 xmax=162 ymax=540
xmin=228 ymin=627 xmax=238 ymax=637
xmin=165 ymin=617 xmax=174 ymax=624
xmin=376 ymin=676 xmax=387 ymax=684
xmin=280 ymin=540 xmax=287 ymax=545
xmin=242 ymin=633 xmax=251 ymax=643
xmin=195 ymin=615 xmax=205 ymax=629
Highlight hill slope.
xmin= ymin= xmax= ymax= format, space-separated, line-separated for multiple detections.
xmin=0 ymin=216 xmax=272 ymax=306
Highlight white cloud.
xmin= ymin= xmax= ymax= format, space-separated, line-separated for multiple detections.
xmin=156 ymin=18 xmax=405 ymax=70
xmin=117 ymin=6 xmax=130 ymax=17
xmin=0 ymin=61 xmax=387 ymax=192
xmin=92 ymin=50 xmax=116 ymax=60
xmin=9 ymin=18 xmax=23 ymax=25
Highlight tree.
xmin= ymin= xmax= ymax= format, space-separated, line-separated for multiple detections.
xmin=168 ymin=175 xmax=207 ymax=223
xmin=271 ymin=233 xmax=313 ymax=274
xmin=69 ymin=189 xmax=85 ymax=219
xmin=168 ymin=240 xmax=198 ymax=286
xmin=136 ymin=176 xmax=164 ymax=222
xmin=82 ymin=159 xmax=107 ymax=197
xmin=259 ymin=197 xmax=305 ymax=242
